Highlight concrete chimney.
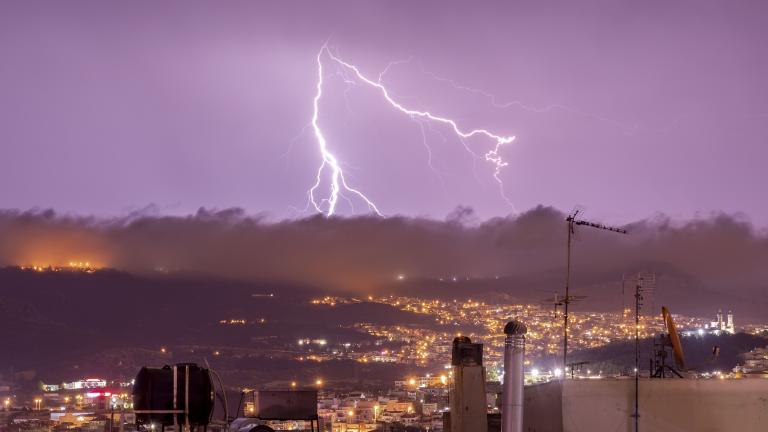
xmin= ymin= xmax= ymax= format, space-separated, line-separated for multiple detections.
xmin=502 ymin=320 xmax=526 ymax=432
xmin=449 ymin=336 xmax=487 ymax=432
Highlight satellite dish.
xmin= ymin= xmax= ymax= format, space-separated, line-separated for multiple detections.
xmin=662 ymin=306 xmax=686 ymax=370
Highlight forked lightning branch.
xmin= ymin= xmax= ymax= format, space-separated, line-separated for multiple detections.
xmin=307 ymin=44 xmax=516 ymax=216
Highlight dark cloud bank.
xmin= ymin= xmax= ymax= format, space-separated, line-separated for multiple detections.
xmin=1 ymin=206 xmax=766 ymax=320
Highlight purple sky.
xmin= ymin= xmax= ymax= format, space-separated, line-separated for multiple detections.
xmin=1 ymin=1 xmax=767 ymax=224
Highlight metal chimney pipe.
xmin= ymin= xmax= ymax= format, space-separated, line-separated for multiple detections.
xmin=503 ymin=320 xmax=527 ymax=432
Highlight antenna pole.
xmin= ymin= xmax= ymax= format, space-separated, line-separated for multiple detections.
xmin=633 ymin=279 xmax=643 ymax=432
xmin=622 ymin=274 xmax=626 ymax=317
xmin=562 ymin=211 xmax=627 ymax=374
xmin=563 ymin=216 xmax=573 ymax=370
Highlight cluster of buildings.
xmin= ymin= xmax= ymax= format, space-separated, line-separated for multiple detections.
xmin=0 ymin=377 xmax=135 ymax=432
xmin=16 ymin=262 xmax=99 ymax=274
xmin=3 ymin=321 xmax=767 ymax=432
xmin=315 ymin=390 xmax=442 ymax=431
xmin=2 ymin=281 xmax=764 ymax=432
xmin=736 ymin=346 xmax=768 ymax=374
xmin=678 ymin=309 xmax=739 ymax=337
xmin=711 ymin=309 xmax=736 ymax=334
xmin=305 ymin=295 xmax=718 ymax=378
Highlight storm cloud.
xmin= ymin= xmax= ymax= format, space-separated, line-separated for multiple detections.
xmin=1 ymin=207 xmax=766 ymax=307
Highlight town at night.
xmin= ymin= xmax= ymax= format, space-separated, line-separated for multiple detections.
xmin=1 ymin=1 xmax=767 ymax=431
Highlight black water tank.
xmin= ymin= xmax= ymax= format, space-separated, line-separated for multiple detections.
xmin=133 ymin=363 xmax=214 ymax=426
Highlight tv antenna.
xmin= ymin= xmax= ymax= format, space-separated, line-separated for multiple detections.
xmin=562 ymin=209 xmax=628 ymax=371
xmin=540 ymin=292 xmax=587 ymax=320
xmin=631 ymin=272 xmax=656 ymax=432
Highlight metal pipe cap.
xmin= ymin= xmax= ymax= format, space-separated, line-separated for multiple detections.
xmin=504 ymin=320 xmax=527 ymax=336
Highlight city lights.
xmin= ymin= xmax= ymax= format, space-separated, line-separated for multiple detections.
xmin=1 ymin=3 xmax=765 ymax=431
xmin=305 ymin=293 xmax=713 ymax=371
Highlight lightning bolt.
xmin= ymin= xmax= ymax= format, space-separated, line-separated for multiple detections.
xmin=308 ymin=44 xmax=516 ymax=216
xmin=417 ymin=67 xmax=642 ymax=135
xmin=308 ymin=47 xmax=382 ymax=217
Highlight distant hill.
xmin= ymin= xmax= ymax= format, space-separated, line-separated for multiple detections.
xmin=0 ymin=267 xmax=439 ymax=385
xmin=1 ymin=266 xmax=764 ymax=391
xmin=387 ymin=263 xmax=768 ymax=323
xmin=543 ymin=332 xmax=768 ymax=374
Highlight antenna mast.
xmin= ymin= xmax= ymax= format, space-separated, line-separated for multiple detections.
xmin=563 ymin=210 xmax=628 ymax=372
xmin=631 ymin=272 xmax=654 ymax=432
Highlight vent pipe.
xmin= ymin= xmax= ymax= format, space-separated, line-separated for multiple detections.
xmin=502 ymin=320 xmax=526 ymax=432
